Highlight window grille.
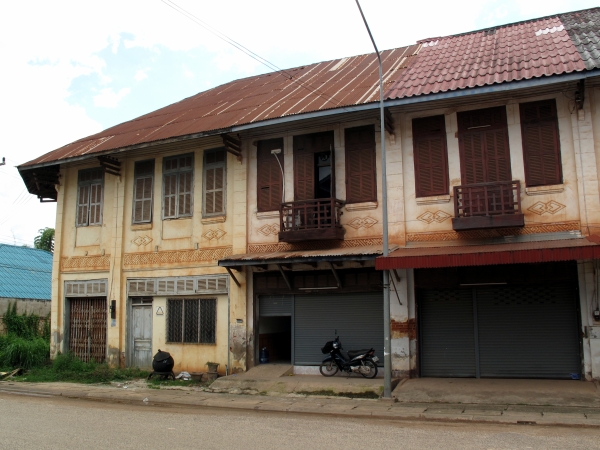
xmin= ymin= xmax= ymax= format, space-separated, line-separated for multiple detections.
xmin=162 ymin=154 xmax=194 ymax=219
xmin=76 ymin=168 xmax=104 ymax=226
xmin=167 ymin=298 xmax=217 ymax=344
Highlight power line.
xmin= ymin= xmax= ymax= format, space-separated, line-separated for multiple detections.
xmin=161 ymin=0 xmax=359 ymax=113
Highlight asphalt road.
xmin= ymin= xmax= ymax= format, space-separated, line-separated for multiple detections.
xmin=1 ymin=392 xmax=599 ymax=450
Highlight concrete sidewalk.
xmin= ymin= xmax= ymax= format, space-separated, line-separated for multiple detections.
xmin=1 ymin=380 xmax=600 ymax=428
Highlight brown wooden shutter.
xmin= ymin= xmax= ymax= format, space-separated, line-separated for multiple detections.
xmin=412 ymin=116 xmax=449 ymax=197
xmin=458 ymin=107 xmax=511 ymax=184
xmin=133 ymin=160 xmax=154 ymax=223
xmin=520 ymin=100 xmax=562 ymax=187
xmin=203 ymin=149 xmax=226 ymax=216
xmin=345 ymin=125 xmax=376 ymax=203
xmin=257 ymin=138 xmax=284 ymax=212
xmin=294 ymin=134 xmax=314 ymax=201
xmin=76 ymin=184 xmax=90 ymax=226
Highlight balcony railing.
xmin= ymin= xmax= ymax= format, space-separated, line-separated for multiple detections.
xmin=279 ymin=198 xmax=345 ymax=242
xmin=452 ymin=180 xmax=524 ymax=231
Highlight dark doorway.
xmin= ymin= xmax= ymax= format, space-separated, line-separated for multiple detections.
xmin=315 ymin=151 xmax=332 ymax=198
xmin=258 ymin=316 xmax=292 ymax=363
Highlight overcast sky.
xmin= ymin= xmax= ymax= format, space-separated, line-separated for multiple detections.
xmin=0 ymin=0 xmax=596 ymax=248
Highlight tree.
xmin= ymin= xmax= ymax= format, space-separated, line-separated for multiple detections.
xmin=33 ymin=227 xmax=54 ymax=253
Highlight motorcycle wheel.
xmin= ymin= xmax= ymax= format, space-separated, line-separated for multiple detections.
xmin=319 ymin=360 xmax=339 ymax=377
xmin=360 ymin=360 xmax=378 ymax=379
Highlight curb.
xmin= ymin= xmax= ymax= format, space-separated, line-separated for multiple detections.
xmin=1 ymin=384 xmax=599 ymax=429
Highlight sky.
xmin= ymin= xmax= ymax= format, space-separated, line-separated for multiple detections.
xmin=0 ymin=0 xmax=596 ymax=248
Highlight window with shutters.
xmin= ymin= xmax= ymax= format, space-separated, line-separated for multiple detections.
xmin=162 ymin=154 xmax=193 ymax=219
xmin=76 ymin=168 xmax=104 ymax=227
xmin=132 ymin=160 xmax=154 ymax=224
xmin=519 ymin=99 xmax=563 ymax=187
xmin=257 ymin=138 xmax=284 ymax=212
xmin=166 ymin=298 xmax=217 ymax=344
xmin=457 ymin=106 xmax=512 ymax=184
xmin=345 ymin=125 xmax=377 ymax=203
xmin=412 ymin=116 xmax=449 ymax=197
xmin=203 ymin=148 xmax=226 ymax=217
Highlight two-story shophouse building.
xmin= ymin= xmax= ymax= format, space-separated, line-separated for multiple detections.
xmin=19 ymin=8 xmax=600 ymax=380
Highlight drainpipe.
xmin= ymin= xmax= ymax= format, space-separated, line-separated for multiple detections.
xmin=354 ymin=0 xmax=392 ymax=399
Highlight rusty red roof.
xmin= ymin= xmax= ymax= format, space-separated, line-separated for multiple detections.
xmin=20 ymin=7 xmax=600 ymax=169
xmin=375 ymin=236 xmax=600 ymax=270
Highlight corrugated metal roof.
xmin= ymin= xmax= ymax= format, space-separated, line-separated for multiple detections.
xmin=0 ymin=244 xmax=52 ymax=300
xmin=375 ymin=237 xmax=600 ymax=270
xmin=219 ymin=244 xmax=398 ymax=266
xmin=20 ymin=8 xmax=600 ymax=169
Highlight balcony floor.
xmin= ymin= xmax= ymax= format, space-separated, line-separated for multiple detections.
xmin=452 ymin=213 xmax=525 ymax=231
xmin=278 ymin=227 xmax=345 ymax=243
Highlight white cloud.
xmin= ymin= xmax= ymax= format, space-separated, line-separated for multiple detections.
xmin=134 ymin=68 xmax=149 ymax=81
xmin=93 ymin=88 xmax=131 ymax=108
xmin=182 ymin=63 xmax=194 ymax=79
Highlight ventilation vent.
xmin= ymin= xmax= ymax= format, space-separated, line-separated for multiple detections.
xmin=128 ymin=275 xmax=228 ymax=296
xmin=65 ymin=279 xmax=108 ymax=297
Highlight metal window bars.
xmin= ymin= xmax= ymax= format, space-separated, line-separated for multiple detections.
xmin=167 ymin=298 xmax=217 ymax=344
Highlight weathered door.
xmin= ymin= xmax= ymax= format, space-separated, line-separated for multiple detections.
xmin=69 ymin=297 xmax=107 ymax=363
xmin=132 ymin=299 xmax=153 ymax=368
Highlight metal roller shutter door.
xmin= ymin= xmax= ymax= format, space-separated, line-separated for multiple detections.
xmin=294 ymin=293 xmax=383 ymax=365
xmin=477 ymin=284 xmax=580 ymax=379
xmin=419 ymin=289 xmax=476 ymax=377
xmin=259 ymin=295 xmax=293 ymax=316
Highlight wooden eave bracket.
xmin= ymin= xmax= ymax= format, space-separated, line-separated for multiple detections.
xmin=276 ymin=264 xmax=292 ymax=290
xmin=384 ymin=108 xmax=395 ymax=143
xmin=328 ymin=261 xmax=342 ymax=289
xmin=98 ymin=155 xmax=121 ymax=177
xmin=225 ymin=266 xmax=241 ymax=288
xmin=222 ymin=134 xmax=242 ymax=162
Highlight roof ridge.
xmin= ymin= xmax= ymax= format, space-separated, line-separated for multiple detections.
xmin=420 ymin=6 xmax=600 ymax=42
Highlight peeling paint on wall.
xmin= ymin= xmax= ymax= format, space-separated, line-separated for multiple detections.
xmin=230 ymin=323 xmax=247 ymax=366
xmin=391 ymin=318 xmax=416 ymax=340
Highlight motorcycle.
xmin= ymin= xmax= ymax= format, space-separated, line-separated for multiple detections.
xmin=319 ymin=336 xmax=378 ymax=378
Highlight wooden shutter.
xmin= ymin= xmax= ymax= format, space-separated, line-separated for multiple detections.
xmin=203 ymin=149 xmax=226 ymax=216
xmin=293 ymin=135 xmax=314 ymax=201
xmin=345 ymin=125 xmax=376 ymax=203
xmin=257 ymin=138 xmax=284 ymax=212
xmin=76 ymin=184 xmax=90 ymax=226
xmin=89 ymin=182 xmax=103 ymax=225
xmin=163 ymin=174 xmax=177 ymax=219
xmin=520 ymin=100 xmax=562 ymax=187
xmin=163 ymin=154 xmax=193 ymax=219
xmin=412 ymin=116 xmax=449 ymax=197
xmin=133 ymin=160 xmax=154 ymax=224
xmin=178 ymin=171 xmax=193 ymax=216
xmin=458 ymin=107 xmax=511 ymax=184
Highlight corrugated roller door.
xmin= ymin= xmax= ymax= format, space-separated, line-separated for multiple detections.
xmin=294 ymin=293 xmax=383 ymax=365
xmin=259 ymin=295 xmax=293 ymax=316
xmin=420 ymin=289 xmax=476 ymax=377
xmin=477 ymin=285 xmax=580 ymax=379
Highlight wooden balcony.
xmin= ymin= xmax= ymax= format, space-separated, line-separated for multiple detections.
xmin=452 ymin=180 xmax=524 ymax=231
xmin=279 ymin=198 xmax=345 ymax=242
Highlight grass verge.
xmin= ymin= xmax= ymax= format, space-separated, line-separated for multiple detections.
xmin=9 ymin=353 xmax=149 ymax=383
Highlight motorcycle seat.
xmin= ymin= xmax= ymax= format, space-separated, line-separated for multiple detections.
xmin=347 ymin=349 xmax=371 ymax=359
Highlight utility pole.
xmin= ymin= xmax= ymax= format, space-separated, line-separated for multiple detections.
xmin=0 ymin=157 xmax=5 ymax=166
xmin=354 ymin=0 xmax=392 ymax=399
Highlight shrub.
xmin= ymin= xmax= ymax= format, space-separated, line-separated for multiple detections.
xmin=2 ymin=302 xmax=49 ymax=340
xmin=0 ymin=335 xmax=49 ymax=369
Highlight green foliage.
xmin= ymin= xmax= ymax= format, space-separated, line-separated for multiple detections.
xmin=19 ymin=353 xmax=149 ymax=383
xmin=0 ymin=334 xmax=49 ymax=369
xmin=2 ymin=302 xmax=48 ymax=340
xmin=33 ymin=227 xmax=54 ymax=253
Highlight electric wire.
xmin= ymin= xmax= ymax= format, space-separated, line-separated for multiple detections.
xmin=160 ymin=0 xmax=360 ymax=113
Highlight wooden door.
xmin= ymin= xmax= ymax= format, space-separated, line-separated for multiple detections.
xmin=132 ymin=301 xmax=153 ymax=368
xmin=69 ymin=297 xmax=107 ymax=363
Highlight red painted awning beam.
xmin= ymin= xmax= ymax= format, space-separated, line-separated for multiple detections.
xmin=375 ymin=236 xmax=600 ymax=270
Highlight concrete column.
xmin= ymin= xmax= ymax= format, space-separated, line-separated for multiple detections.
xmin=390 ymin=268 xmax=411 ymax=378
xmin=386 ymin=113 xmax=406 ymax=247
xmin=51 ymin=167 xmax=66 ymax=357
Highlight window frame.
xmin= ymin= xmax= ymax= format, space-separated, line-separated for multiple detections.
xmin=519 ymin=99 xmax=563 ymax=187
xmin=166 ymin=297 xmax=217 ymax=345
xmin=162 ymin=153 xmax=194 ymax=220
xmin=412 ymin=115 xmax=450 ymax=198
xmin=344 ymin=125 xmax=377 ymax=204
xmin=76 ymin=168 xmax=104 ymax=227
xmin=202 ymin=148 xmax=227 ymax=218
xmin=132 ymin=159 xmax=155 ymax=224
xmin=257 ymin=138 xmax=284 ymax=212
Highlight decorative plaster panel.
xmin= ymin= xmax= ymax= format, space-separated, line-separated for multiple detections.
xmin=202 ymin=229 xmax=227 ymax=241
xmin=132 ymin=235 xmax=153 ymax=247
xmin=407 ymin=221 xmax=580 ymax=242
xmin=417 ymin=210 xmax=452 ymax=224
xmin=527 ymin=200 xmax=566 ymax=215
xmin=248 ymin=237 xmax=383 ymax=253
xmin=123 ymin=246 xmax=232 ymax=266
xmin=347 ymin=216 xmax=378 ymax=229
xmin=61 ymin=255 xmax=111 ymax=272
